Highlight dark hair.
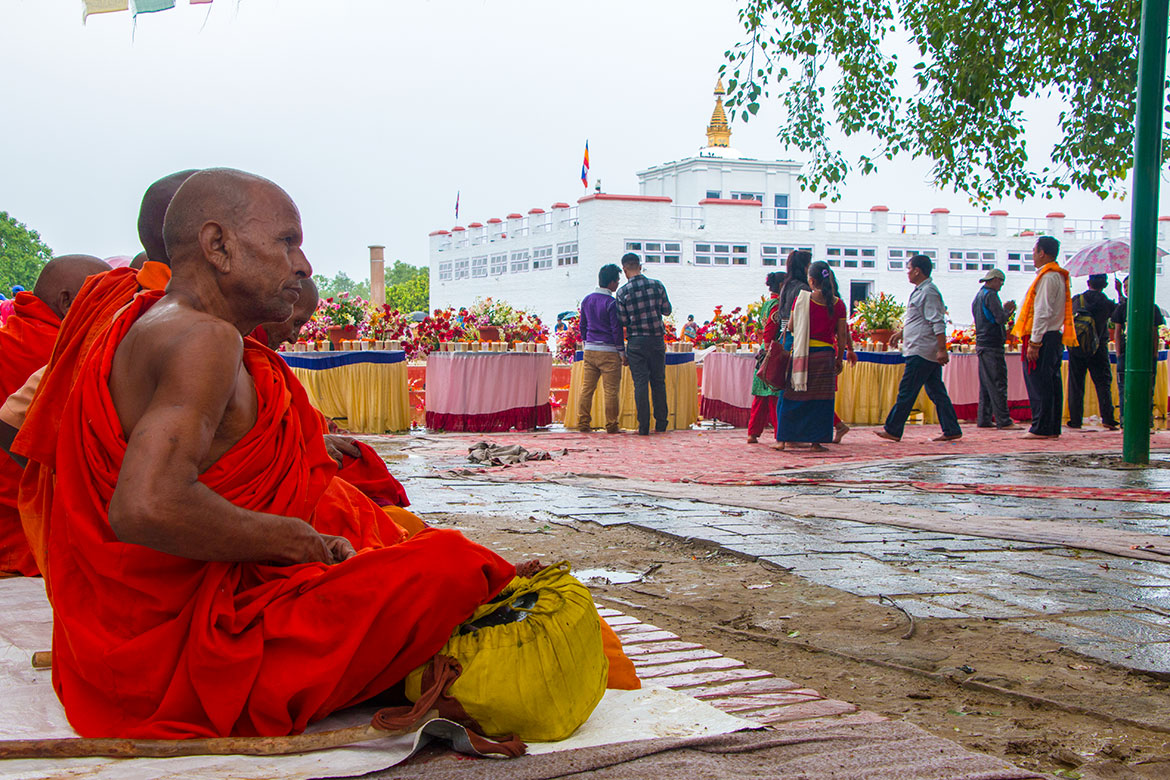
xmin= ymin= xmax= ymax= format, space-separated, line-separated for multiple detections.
xmin=620 ymin=252 xmax=641 ymax=268
xmin=1087 ymin=273 xmax=1107 ymax=291
xmin=909 ymin=254 xmax=933 ymax=277
xmin=807 ymin=260 xmax=838 ymax=313
xmin=785 ymin=249 xmax=812 ymax=283
xmin=766 ymin=271 xmax=785 ymax=294
xmin=1035 ymin=235 xmax=1061 ymax=259
xmin=598 ymin=263 xmax=621 ymax=287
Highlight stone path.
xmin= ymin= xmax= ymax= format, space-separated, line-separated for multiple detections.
xmin=404 ymin=470 xmax=1170 ymax=676
xmin=598 ymin=605 xmax=883 ymax=730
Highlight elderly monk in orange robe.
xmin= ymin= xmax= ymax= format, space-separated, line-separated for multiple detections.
xmin=0 ymin=255 xmax=110 ymax=575
xmin=2 ymin=171 xmax=408 ymax=577
xmin=47 ymin=168 xmax=515 ymax=738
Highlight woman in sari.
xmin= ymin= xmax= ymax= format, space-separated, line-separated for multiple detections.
xmin=773 ymin=261 xmax=853 ymax=451
xmin=747 ymin=271 xmax=786 ymax=443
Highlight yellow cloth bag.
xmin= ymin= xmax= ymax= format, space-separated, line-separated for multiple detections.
xmin=405 ymin=561 xmax=609 ymax=742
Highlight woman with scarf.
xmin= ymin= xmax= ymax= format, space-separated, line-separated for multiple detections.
xmin=773 ymin=261 xmax=852 ymax=451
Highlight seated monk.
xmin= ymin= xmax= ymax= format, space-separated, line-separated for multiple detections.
xmin=0 ymin=255 xmax=110 ymax=575
xmin=47 ymin=168 xmax=515 ymax=738
xmin=5 ymin=170 xmax=197 ymax=580
xmin=252 ymin=277 xmax=413 ymax=510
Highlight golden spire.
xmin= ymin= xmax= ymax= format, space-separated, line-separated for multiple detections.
xmin=706 ymin=78 xmax=731 ymax=148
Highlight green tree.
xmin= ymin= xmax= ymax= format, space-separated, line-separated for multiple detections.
xmin=384 ymin=260 xmax=426 ymax=286
xmin=722 ymin=0 xmax=1170 ymax=204
xmin=312 ymin=271 xmax=371 ymax=301
xmin=0 ymin=211 xmax=53 ymax=295
xmin=385 ymin=271 xmax=429 ymax=314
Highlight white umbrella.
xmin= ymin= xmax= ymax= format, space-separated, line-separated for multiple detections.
xmin=1064 ymin=238 xmax=1168 ymax=277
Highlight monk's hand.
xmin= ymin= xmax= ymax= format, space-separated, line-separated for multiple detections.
xmin=323 ymin=434 xmax=361 ymax=466
xmin=322 ymin=534 xmax=356 ymax=564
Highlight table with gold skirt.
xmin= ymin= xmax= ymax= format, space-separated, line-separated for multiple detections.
xmin=566 ymin=350 xmax=699 ymax=431
xmin=281 ymin=350 xmax=411 ymax=433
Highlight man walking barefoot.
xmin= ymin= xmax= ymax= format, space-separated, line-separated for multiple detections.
xmin=1013 ymin=236 xmax=1075 ymax=439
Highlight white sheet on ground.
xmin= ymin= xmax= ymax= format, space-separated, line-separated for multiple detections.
xmin=0 ymin=578 xmax=754 ymax=780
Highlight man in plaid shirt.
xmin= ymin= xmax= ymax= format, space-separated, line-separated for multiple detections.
xmin=615 ymin=253 xmax=673 ymax=435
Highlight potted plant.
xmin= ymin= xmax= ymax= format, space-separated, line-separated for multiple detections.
xmin=854 ymin=293 xmax=905 ymax=345
xmin=322 ymin=292 xmax=368 ymax=349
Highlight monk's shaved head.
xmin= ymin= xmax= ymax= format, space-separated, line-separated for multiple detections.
xmin=138 ymin=170 xmax=198 ymax=265
xmin=33 ymin=254 xmax=112 ymax=319
xmin=163 ymin=167 xmax=311 ymax=330
xmin=129 ymin=252 xmax=149 ymax=270
xmin=163 ymin=168 xmax=297 ymax=264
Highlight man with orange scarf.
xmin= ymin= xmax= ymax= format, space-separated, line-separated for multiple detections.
xmin=1012 ymin=236 xmax=1077 ymax=439
xmin=0 ymin=255 xmax=110 ymax=575
xmin=46 ymin=168 xmax=516 ymax=738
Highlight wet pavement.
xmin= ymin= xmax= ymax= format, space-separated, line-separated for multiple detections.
xmin=376 ymin=436 xmax=1170 ymax=677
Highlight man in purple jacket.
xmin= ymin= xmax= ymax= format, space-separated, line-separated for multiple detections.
xmin=576 ymin=263 xmax=625 ymax=433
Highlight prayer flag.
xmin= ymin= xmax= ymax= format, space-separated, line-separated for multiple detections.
xmin=901 ymin=214 xmax=906 ymax=234
xmin=133 ymin=0 xmax=175 ymax=14
xmin=82 ymin=0 xmax=128 ymax=20
xmin=455 ymin=190 xmax=460 ymax=219
xmin=190 ymin=0 xmax=214 ymax=4
xmin=581 ymin=141 xmax=589 ymax=188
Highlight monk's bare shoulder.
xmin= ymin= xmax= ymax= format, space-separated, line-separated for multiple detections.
xmin=110 ymin=298 xmax=256 ymax=461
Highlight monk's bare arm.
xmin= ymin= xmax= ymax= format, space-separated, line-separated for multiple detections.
xmin=108 ymin=321 xmax=332 ymax=564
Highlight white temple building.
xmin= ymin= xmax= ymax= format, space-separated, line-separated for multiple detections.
xmin=428 ymin=81 xmax=1170 ymax=327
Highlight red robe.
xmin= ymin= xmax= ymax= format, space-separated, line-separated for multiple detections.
xmin=0 ymin=293 xmax=61 ymax=576
xmin=14 ymin=264 xmax=171 ymax=581
xmin=49 ymin=290 xmax=515 ymax=738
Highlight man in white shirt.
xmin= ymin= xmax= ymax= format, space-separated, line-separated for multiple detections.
xmin=1023 ymin=236 xmax=1069 ymax=438
xmin=875 ymin=254 xmax=962 ymax=442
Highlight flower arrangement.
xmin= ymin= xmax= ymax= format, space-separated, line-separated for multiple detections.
xmin=321 ymin=291 xmax=368 ymax=329
xmin=412 ymin=308 xmax=467 ymax=357
xmin=853 ymin=293 xmax=905 ymax=332
xmin=693 ymin=305 xmax=760 ymax=347
xmin=555 ymin=316 xmax=581 ymax=362
xmin=947 ymin=326 xmax=976 ymax=350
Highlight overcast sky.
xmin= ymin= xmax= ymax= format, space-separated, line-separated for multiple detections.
xmin=2 ymin=0 xmax=1166 ymax=281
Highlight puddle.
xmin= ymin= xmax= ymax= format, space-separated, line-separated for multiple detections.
xmin=575 ymin=568 xmax=644 ymax=584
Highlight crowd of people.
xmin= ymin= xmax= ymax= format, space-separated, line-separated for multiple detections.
xmin=572 ymin=237 xmax=1156 ymax=449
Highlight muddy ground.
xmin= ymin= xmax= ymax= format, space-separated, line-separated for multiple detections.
xmin=430 ymin=509 xmax=1170 ymax=780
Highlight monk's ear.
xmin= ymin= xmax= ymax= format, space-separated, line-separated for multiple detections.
xmin=198 ymin=221 xmax=231 ymax=273
xmin=57 ymin=289 xmax=74 ymax=318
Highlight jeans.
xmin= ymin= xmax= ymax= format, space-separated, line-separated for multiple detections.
xmin=976 ymin=348 xmax=1012 ymax=427
xmin=625 ymin=335 xmax=668 ymax=433
xmin=577 ymin=350 xmax=623 ymax=432
xmin=1067 ymin=345 xmax=1116 ymax=427
xmin=883 ymin=355 xmax=961 ymax=439
xmin=1023 ymin=331 xmax=1064 ymax=436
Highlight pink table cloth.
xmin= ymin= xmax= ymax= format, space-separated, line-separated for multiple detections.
xmin=425 ymin=352 xmax=553 ymax=432
xmin=699 ymin=352 xmax=757 ymax=427
xmin=942 ymin=353 xmax=1031 ymax=422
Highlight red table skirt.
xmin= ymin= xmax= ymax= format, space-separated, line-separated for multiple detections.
xmin=425 ymin=403 xmax=553 ymax=433
xmin=699 ymin=397 xmax=752 ymax=428
xmin=951 ymin=399 xmax=1032 ymax=423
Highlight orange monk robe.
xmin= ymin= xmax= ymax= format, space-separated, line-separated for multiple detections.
xmin=239 ymin=332 xmax=417 ymax=546
xmin=49 ymin=290 xmax=516 ymax=738
xmin=0 ymin=293 xmax=61 ymax=576
xmin=14 ymin=263 xmax=172 ymax=581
